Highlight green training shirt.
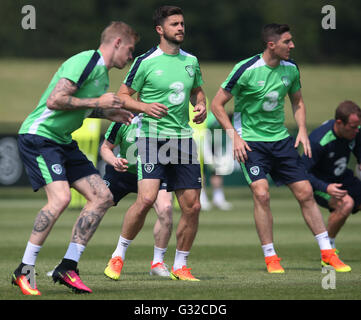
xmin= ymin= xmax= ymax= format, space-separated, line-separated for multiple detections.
xmin=19 ymin=50 xmax=109 ymax=144
xmin=104 ymin=117 xmax=139 ymax=175
xmin=221 ymin=53 xmax=301 ymax=142
xmin=124 ymin=46 xmax=204 ymax=139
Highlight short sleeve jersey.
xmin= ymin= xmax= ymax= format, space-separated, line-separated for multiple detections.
xmin=124 ymin=46 xmax=204 ymax=139
xmin=19 ymin=50 xmax=109 ymax=144
xmin=104 ymin=117 xmax=139 ymax=175
xmin=221 ymin=53 xmax=301 ymax=142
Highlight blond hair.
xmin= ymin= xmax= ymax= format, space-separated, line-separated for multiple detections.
xmin=100 ymin=21 xmax=139 ymax=44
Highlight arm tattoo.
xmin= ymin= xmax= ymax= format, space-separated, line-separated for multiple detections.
xmin=47 ymin=78 xmax=102 ymax=110
xmin=88 ymin=107 xmax=105 ymax=118
xmin=67 ymin=96 xmax=73 ymax=107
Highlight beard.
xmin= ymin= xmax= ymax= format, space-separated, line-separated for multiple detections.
xmin=163 ymin=32 xmax=184 ymax=45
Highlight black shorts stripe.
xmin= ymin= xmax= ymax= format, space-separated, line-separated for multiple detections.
xmin=125 ymin=46 xmax=157 ymax=87
xmin=224 ymin=54 xmax=261 ymax=92
xmin=76 ymin=51 xmax=101 ymax=88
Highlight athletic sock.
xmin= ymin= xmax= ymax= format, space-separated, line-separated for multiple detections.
xmin=152 ymin=246 xmax=167 ymax=265
xmin=22 ymin=241 xmax=42 ymax=266
xmin=261 ymin=243 xmax=277 ymax=257
xmin=63 ymin=242 xmax=85 ymax=263
xmin=315 ymin=231 xmax=332 ymax=250
xmin=112 ymin=235 xmax=132 ymax=260
xmin=213 ymin=187 xmax=225 ymax=203
xmin=173 ymin=249 xmax=189 ymax=270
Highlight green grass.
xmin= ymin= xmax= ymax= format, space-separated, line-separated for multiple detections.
xmin=1 ymin=186 xmax=361 ymax=300
xmin=1 ymin=59 xmax=361 ymax=131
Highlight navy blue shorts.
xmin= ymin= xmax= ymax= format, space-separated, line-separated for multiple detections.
xmin=240 ymin=136 xmax=308 ymax=186
xmin=18 ymin=134 xmax=99 ymax=191
xmin=136 ymin=137 xmax=202 ymax=191
xmin=314 ymin=169 xmax=361 ymax=214
xmin=103 ymin=164 xmax=167 ymax=206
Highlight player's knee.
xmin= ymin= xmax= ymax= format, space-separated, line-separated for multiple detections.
xmin=96 ymin=188 xmax=114 ymax=209
xmin=187 ymin=201 xmax=201 ymax=215
xmin=49 ymin=191 xmax=71 ymax=214
xmin=253 ymin=189 xmax=270 ymax=206
xmin=296 ymin=184 xmax=314 ymax=204
xmin=157 ymin=203 xmax=173 ymax=219
xmin=341 ymin=196 xmax=354 ymax=216
xmin=158 ymin=213 xmax=173 ymax=231
xmin=139 ymin=195 xmax=156 ymax=211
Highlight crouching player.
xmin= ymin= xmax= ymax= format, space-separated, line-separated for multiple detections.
xmin=101 ymin=117 xmax=173 ymax=279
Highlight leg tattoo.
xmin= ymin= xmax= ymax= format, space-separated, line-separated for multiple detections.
xmin=72 ymin=210 xmax=103 ymax=245
xmin=32 ymin=209 xmax=55 ymax=234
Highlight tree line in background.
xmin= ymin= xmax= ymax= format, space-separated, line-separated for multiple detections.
xmin=1 ymin=0 xmax=360 ymax=63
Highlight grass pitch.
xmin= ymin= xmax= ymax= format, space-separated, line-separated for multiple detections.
xmin=1 ymin=186 xmax=361 ymax=301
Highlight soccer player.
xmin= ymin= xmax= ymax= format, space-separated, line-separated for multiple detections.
xmin=211 ymin=23 xmax=350 ymax=273
xmin=101 ymin=117 xmax=173 ymax=278
xmin=104 ymin=5 xmax=207 ymax=281
xmin=302 ymin=101 xmax=361 ymax=254
xmin=11 ymin=21 xmax=138 ymax=295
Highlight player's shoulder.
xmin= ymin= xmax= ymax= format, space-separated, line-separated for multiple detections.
xmin=135 ymin=46 xmax=161 ymax=61
xmin=179 ymin=48 xmax=198 ymax=60
xmin=280 ymin=58 xmax=300 ymax=73
xmin=233 ymin=54 xmax=263 ymax=71
xmin=64 ymin=50 xmax=98 ymax=64
xmin=310 ymin=120 xmax=336 ymax=146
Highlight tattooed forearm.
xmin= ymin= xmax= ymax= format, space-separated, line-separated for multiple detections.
xmin=32 ymin=209 xmax=55 ymax=234
xmin=67 ymin=96 xmax=73 ymax=107
xmin=88 ymin=107 xmax=105 ymax=118
xmin=46 ymin=78 xmax=100 ymax=111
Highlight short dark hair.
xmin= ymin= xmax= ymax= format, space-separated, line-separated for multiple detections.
xmin=335 ymin=100 xmax=361 ymax=124
xmin=153 ymin=5 xmax=183 ymax=28
xmin=262 ymin=23 xmax=290 ymax=46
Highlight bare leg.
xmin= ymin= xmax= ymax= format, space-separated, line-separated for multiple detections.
xmin=288 ymin=180 xmax=327 ymax=235
xmin=250 ymin=179 xmax=273 ymax=245
xmin=70 ymin=174 xmax=114 ymax=245
xmin=121 ymin=179 xmax=160 ymax=240
xmin=327 ymin=195 xmax=353 ymax=238
xmin=175 ymin=188 xmax=201 ymax=251
xmin=152 ymin=190 xmax=173 ymax=248
xmin=29 ymin=181 xmax=71 ymax=245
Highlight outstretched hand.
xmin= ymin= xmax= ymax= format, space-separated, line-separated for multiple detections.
xmin=104 ymin=108 xmax=134 ymax=125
